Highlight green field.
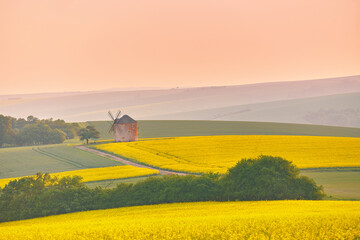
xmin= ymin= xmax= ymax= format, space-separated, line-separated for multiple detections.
xmin=301 ymin=169 xmax=360 ymax=200
xmin=88 ymin=120 xmax=360 ymax=140
xmin=85 ymin=175 xmax=159 ymax=188
xmin=0 ymin=144 xmax=122 ymax=179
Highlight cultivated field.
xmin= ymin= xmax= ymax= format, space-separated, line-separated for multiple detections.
xmin=0 ymin=145 xmax=123 ymax=179
xmin=95 ymin=135 xmax=360 ymax=174
xmin=88 ymin=120 xmax=360 ymax=140
xmin=0 ymin=201 xmax=359 ymax=239
xmin=0 ymin=165 xmax=158 ymax=188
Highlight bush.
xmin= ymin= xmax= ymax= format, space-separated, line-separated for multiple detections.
xmin=221 ymin=155 xmax=325 ymax=200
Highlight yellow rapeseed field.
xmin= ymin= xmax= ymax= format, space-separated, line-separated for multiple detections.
xmin=95 ymin=135 xmax=360 ymax=173
xmin=0 ymin=200 xmax=359 ymax=239
xmin=0 ymin=165 xmax=158 ymax=188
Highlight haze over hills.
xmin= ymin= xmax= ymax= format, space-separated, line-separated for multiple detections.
xmin=148 ymin=92 xmax=360 ymax=127
xmin=0 ymin=75 xmax=359 ymax=127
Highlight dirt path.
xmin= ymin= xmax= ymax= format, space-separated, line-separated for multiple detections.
xmin=75 ymin=146 xmax=188 ymax=176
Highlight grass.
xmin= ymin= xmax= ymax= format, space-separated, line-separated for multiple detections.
xmin=87 ymin=120 xmax=360 ymax=140
xmin=0 ymin=201 xmax=359 ymax=239
xmin=94 ymin=135 xmax=360 ymax=174
xmin=301 ymin=169 xmax=360 ymax=200
xmin=85 ymin=175 xmax=161 ymax=189
xmin=0 ymin=144 xmax=123 ymax=179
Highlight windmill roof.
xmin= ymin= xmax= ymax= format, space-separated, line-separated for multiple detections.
xmin=115 ymin=115 xmax=136 ymax=124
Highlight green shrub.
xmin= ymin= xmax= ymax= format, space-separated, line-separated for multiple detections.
xmin=222 ymin=155 xmax=325 ymax=200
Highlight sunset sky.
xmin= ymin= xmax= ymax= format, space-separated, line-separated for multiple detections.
xmin=0 ymin=0 xmax=359 ymax=95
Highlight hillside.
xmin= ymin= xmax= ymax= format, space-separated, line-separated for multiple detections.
xmin=0 ymin=75 xmax=359 ymax=125
xmin=95 ymin=135 xmax=360 ymax=173
xmin=88 ymin=120 xmax=360 ymax=140
xmin=148 ymin=92 xmax=360 ymax=127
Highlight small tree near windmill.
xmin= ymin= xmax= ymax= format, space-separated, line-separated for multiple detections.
xmin=78 ymin=126 xmax=100 ymax=144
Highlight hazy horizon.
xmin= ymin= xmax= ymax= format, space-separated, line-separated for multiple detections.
xmin=1 ymin=0 xmax=359 ymax=95
xmin=1 ymin=74 xmax=359 ymax=96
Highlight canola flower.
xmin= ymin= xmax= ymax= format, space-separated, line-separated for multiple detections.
xmin=0 ymin=165 xmax=158 ymax=188
xmin=0 ymin=200 xmax=359 ymax=239
xmin=95 ymin=135 xmax=360 ymax=174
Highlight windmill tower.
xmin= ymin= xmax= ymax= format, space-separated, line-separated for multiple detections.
xmin=108 ymin=110 xmax=138 ymax=142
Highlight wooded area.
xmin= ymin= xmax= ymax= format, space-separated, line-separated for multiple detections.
xmin=0 ymin=115 xmax=81 ymax=147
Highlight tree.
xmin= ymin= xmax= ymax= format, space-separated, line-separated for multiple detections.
xmin=15 ymin=123 xmax=66 ymax=146
xmin=48 ymin=129 xmax=67 ymax=144
xmin=222 ymin=155 xmax=325 ymax=200
xmin=0 ymin=114 xmax=81 ymax=148
xmin=26 ymin=115 xmax=39 ymax=123
xmin=78 ymin=126 xmax=100 ymax=144
xmin=0 ymin=115 xmax=15 ymax=147
xmin=0 ymin=173 xmax=88 ymax=222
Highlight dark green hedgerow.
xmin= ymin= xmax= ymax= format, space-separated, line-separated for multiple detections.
xmin=0 ymin=155 xmax=324 ymax=222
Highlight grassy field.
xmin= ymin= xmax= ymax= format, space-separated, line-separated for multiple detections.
xmin=87 ymin=120 xmax=360 ymax=140
xmin=95 ymin=135 xmax=360 ymax=174
xmin=302 ymin=169 xmax=360 ymax=200
xmin=0 ymin=144 xmax=123 ymax=179
xmin=85 ymin=175 xmax=160 ymax=188
xmin=0 ymin=200 xmax=359 ymax=239
xmin=0 ymin=166 xmax=159 ymax=188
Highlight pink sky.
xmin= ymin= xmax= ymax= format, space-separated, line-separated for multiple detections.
xmin=0 ymin=0 xmax=359 ymax=95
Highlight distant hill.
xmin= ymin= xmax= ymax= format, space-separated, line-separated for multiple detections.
xmin=148 ymin=92 xmax=360 ymax=127
xmin=0 ymin=75 xmax=360 ymax=127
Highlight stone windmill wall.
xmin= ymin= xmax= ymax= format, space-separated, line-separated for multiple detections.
xmin=114 ymin=115 xmax=138 ymax=142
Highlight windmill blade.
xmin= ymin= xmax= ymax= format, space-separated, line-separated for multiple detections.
xmin=108 ymin=123 xmax=115 ymax=133
xmin=115 ymin=110 xmax=122 ymax=120
xmin=108 ymin=111 xmax=115 ymax=121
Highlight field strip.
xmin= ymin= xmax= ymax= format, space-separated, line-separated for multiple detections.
xmin=0 ymin=201 xmax=359 ymax=239
xmin=0 ymin=165 xmax=159 ymax=188
xmin=75 ymin=146 xmax=188 ymax=175
xmin=94 ymin=135 xmax=360 ymax=174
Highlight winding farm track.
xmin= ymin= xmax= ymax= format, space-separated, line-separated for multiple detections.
xmin=75 ymin=146 xmax=188 ymax=176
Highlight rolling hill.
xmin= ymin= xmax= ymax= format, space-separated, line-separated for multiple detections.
xmin=0 ymin=75 xmax=359 ymax=126
xmin=88 ymin=120 xmax=360 ymax=140
xmin=147 ymin=92 xmax=360 ymax=127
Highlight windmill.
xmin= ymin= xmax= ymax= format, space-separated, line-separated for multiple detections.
xmin=107 ymin=110 xmax=138 ymax=142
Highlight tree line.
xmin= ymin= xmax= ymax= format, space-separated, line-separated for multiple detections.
xmin=0 ymin=156 xmax=325 ymax=222
xmin=0 ymin=115 xmax=100 ymax=147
